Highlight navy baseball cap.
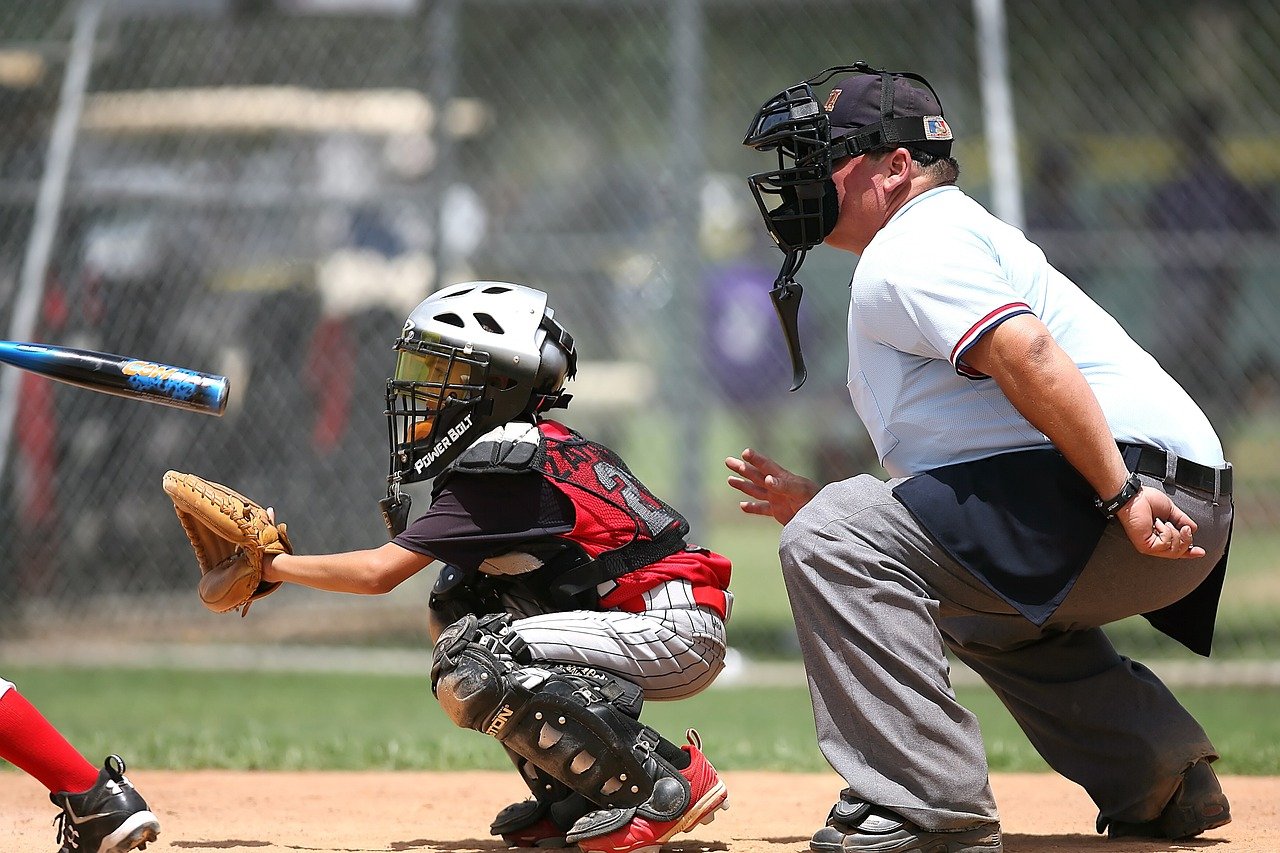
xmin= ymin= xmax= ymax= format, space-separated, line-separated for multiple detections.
xmin=822 ymin=71 xmax=953 ymax=157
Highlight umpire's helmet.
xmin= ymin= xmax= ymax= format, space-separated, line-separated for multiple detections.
xmin=386 ymin=281 xmax=576 ymax=483
xmin=743 ymin=61 xmax=951 ymax=254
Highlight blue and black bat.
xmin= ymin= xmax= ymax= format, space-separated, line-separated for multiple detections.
xmin=0 ymin=340 xmax=229 ymax=416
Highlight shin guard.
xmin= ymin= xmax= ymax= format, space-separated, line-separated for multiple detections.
xmin=430 ymin=615 xmax=689 ymax=819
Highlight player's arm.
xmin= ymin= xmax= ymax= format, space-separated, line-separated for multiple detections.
xmin=961 ymin=313 xmax=1204 ymax=559
xmin=262 ymin=542 xmax=432 ymax=595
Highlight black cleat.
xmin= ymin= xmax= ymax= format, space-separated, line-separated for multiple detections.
xmin=810 ymin=799 xmax=1001 ymax=853
xmin=50 ymin=755 xmax=160 ymax=853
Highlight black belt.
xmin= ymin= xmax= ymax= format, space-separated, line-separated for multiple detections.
xmin=1119 ymin=443 xmax=1232 ymax=496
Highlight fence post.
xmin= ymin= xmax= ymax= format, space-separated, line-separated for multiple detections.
xmin=667 ymin=0 xmax=707 ymax=533
xmin=0 ymin=0 xmax=105 ymax=492
xmin=973 ymin=0 xmax=1024 ymax=229
xmin=427 ymin=0 xmax=461 ymax=287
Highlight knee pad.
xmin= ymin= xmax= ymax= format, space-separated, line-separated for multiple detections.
xmin=430 ymin=613 xmax=642 ymax=735
xmin=431 ymin=613 xmax=530 ymax=730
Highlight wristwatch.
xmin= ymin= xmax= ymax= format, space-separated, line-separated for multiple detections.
xmin=1094 ymin=472 xmax=1143 ymax=518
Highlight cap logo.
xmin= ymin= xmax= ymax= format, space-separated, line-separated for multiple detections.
xmin=923 ymin=116 xmax=952 ymax=140
xmin=823 ymin=89 xmax=842 ymax=112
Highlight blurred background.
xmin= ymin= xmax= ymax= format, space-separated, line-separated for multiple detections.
xmin=0 ymin=0 xmax=1277 ymax=672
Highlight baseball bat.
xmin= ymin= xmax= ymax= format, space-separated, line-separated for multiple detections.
xmin=0 ymin=340 xmax=230 ymax=416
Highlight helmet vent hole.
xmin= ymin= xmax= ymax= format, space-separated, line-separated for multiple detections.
xmin=489 ymin=376 xmax=517 ymax=390
xmin=474 ymin=313 xmax=504 ymax=334
xmin=482 ymin=285 xmax=511 ymax=294
xmin=434 ymin=312 xmax=465 ymax=327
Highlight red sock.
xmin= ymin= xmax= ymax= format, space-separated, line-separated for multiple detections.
xmin=0 ymin=685 xmax=101 ymax=794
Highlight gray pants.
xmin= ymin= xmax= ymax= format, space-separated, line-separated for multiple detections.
xmin=778 ymin=471 xmax=1232 ymax=832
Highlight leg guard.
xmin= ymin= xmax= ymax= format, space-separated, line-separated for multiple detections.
xmin=431 ymin=614 xmax=690 ymax=820
xmin=490 ymin=661 xmax=647 ymax=844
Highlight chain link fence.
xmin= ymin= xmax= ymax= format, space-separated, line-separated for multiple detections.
xmin=1 ymin=0 xmax=1277 ymax=664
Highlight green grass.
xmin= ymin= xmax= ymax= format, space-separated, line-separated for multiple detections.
xmin=5 ymin=667 xmax=1280 ymax=774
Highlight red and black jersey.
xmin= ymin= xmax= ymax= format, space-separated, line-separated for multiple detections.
xmin=393 ymin=419 xmax=732 ymax=617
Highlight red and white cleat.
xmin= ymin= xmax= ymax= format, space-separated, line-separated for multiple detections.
xmin=568 ymin=730 xmax=729 ymax=853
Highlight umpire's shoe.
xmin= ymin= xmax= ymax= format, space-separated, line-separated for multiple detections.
xmin=1103 ymin=759 xmax=1231 ymax=840
xmin=810 ymin=799 xmax=1001 ymax=853
xmin=50 ymin=755 xmax=160 ymax=853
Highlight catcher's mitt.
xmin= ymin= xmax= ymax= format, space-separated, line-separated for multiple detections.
xmin=161 ymin=471 xmax=291 ymax=615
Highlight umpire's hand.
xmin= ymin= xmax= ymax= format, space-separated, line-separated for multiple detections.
xmin=725 ymin=448 xmax=821 ymax=526
xmin=1116 ymin=486 xmax=1206 ymax=559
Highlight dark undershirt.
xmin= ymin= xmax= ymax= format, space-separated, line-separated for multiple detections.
xmin=392 ymin=472 xmax=575 ymax=571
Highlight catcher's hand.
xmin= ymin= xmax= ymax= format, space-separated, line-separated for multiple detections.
xmin=161 ymin=471 xmax=291 ymax=615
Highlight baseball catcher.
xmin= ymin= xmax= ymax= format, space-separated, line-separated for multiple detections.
xmin=163 ymin=281 xmax=732 ymax=853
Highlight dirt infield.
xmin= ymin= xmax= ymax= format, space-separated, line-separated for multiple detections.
xmin=3 ymin=770 xmax=1278 ymax=852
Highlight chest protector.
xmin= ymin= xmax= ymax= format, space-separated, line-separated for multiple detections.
xmin=437 ymin=420 xmax=690 ymax=608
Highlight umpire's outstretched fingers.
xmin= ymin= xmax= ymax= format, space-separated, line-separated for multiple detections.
xmin=725 ymin=448 xmax=821 ymax=526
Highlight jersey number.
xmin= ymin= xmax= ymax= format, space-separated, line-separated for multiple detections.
xmin=593 ymin=461 xmax=676 ymax=537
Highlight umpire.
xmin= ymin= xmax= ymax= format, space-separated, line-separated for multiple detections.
xmin=729 ymin=62 xmax=1234 ymax=853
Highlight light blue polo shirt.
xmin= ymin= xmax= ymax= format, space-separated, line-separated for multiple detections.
xmin=847 ymin=185 xmax=1224 ymax=477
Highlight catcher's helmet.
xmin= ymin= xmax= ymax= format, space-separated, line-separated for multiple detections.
xmin=385 ymin=281 xmax=577 ymax=484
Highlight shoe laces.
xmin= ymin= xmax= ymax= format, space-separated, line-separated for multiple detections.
xmin=52 ymin=808 xmax=81 ymax=851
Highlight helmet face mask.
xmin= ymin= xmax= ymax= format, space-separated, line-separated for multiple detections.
xmin=744 ymin=83 xmax=829 ymax=161
xmin=746 ymin=153 xmax=841 ymax=255
xmin=387 ymin=341 xmax=489 ymax=480
xmin=744 ymin=79 xmax=842 ymax=254
xmin=385 ymin=281 xmax=576 ymax=484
